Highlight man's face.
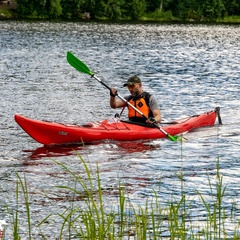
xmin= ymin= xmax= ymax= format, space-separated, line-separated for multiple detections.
xmin=127 ymin=83 xmax=142 ymax=96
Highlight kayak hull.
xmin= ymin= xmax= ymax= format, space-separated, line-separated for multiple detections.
xmin=14 ymin=108 xmax=220 ymax=145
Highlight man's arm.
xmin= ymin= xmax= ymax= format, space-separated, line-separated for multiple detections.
xmin=147 ymin=95 xmax=162 ymax=123
xmin=152 ymin=109 xmax=161 ymax=123
xmin=110 ymin=88 xmax=125 ymax=109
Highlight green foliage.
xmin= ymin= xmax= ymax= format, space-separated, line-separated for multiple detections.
xmin=61 ymin=0 xmax=82 ymax=19
xmin=0 ymin=8 xmax=15 ymax=18
xmin=16 ymin=0 xmax=35 ymax=16
xmin=177 ymin=0 xmax=200 ymax=20
xmin=146 ymin=9 xmax=173 ymax=20
xmin=12 ymin=0 xmax=240 ymax=22
xmin=100 ymin=0 xmax=125 ymax=20
xmin=49 ymin=0 xmax=62 ymax=18
xmin=225 ymin=0 xmax=239 ymax=15
xmin=130 ymin=0 xmax=146 ymax=20
xmin=200 ymin=0 xmax=226 ymax=21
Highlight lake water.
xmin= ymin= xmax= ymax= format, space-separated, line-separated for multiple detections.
xmin=0 ymin=21 xmax=239 ymax=239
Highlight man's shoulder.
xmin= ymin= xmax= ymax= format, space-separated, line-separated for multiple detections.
xmin=142 ymin=91 xmax=152 ymax=98
xmin=145 ymin=92 xmax=159 ymax=108
xmin=142 ymin=91 xmax=152 ymax=106
xmin=124 ymin=95 xmax=132 ymax=101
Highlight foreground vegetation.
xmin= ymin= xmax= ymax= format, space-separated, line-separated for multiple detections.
xmin=3 ymin=155 xmax=240 ymax=239
xmin=0 ymin=0 xmax=240 ymax=23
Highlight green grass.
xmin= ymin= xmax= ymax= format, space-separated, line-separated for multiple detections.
xmin=217 ymin=15 xmax=240 ymax=23
xmin=4 ymin=155 xmax=240 ymax=239
xmin=0 ymin=8 xmax=14 ymax=18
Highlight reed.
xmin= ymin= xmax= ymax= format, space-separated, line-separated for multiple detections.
xmin=4 ymin=155 xmax=240 ymax=239
xmin=196 ymin=159 xmax=228 ymax=239
xmin=5 ymin=174 xmax=31 ymax=240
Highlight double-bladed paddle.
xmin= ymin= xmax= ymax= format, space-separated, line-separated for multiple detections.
xmin=66 ymin=51 xmax=180 ymax=141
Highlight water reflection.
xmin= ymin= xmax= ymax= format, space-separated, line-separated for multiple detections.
xmin=23 ymin=140 xmax=161 ymax=161
xmin=23 ymin=144 xmax=85 ymax=160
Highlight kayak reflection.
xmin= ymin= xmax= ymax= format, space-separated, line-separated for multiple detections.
xmin=116 ymin=140 xmax=160 ymax=154
xmin=24 ymin=140 xmax=160 ymax=160
xmin=23 ymin=144 xmax=85 ymax=160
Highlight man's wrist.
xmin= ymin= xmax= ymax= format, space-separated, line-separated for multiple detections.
xmin=149 ymin=117 xmax=157 ymax=123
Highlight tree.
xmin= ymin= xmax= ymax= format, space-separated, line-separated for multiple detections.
xmin=200 ymin=0 xmax=225 ymax=20
xmin=100 ymin=0 xmax=124 ymax=20
xmin=61 ymin=0 xmax=82 ymax=18
xmin=130 ymin=0 xmax=146 ymax=20
xmin=16 ymin=0 xmax=35 ymax=16
xmin=145 ymin=0 xmax=158 ymax=12
xmin=49 ymin=0 xmax=62 ymax=18
xmin=177 ymin=0 xmax=200 ymax=20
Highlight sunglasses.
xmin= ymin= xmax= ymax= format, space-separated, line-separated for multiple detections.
xmin=127 ymin=83 xmax=138 ymax=89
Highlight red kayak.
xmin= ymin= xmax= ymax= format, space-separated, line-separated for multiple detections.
xmin=14 ymin=107 xmax=221 ymax=145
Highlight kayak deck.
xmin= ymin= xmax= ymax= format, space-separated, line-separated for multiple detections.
xmin=14 ymin=107 xmax=221 ymax=145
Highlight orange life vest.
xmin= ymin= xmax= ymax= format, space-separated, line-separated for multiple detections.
xmin=127 ymin=92 xmax=153 ymax=122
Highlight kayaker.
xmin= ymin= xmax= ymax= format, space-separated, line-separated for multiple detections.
xmin=110 ymin=76 xmax=161 ymax=124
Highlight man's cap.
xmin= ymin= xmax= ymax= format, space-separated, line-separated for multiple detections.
xmin=123 ymin=76 xmax=141 ymax=87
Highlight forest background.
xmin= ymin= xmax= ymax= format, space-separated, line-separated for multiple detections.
xmin=0 ymin=0 xmax=239 ymax=23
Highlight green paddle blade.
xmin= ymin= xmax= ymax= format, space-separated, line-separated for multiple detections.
xmin=167 ymin=134 xmax=187 ymax=142
xmin=67 ymin=51 xmax=93 ymax=76
xmin=167 ymin=134 xmax=179 ymax=141
xmin=154 ymin=122 xmax=181 ymax=142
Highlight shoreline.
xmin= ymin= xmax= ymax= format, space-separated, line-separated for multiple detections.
xmin=0 ymin=6 xmax=240 ymax=24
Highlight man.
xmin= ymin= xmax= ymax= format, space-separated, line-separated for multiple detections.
xmin=110 ymin=76 xmax=161 ymax=124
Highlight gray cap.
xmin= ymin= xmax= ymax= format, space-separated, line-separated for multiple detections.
xmin=123 ymin=76 xmax=141 ymax=87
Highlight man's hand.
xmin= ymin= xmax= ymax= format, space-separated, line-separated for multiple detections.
xmin=146 ymin=117 xmax=157 ymax=124
xmin=110 ymin=88 xmax=117 ymax=97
